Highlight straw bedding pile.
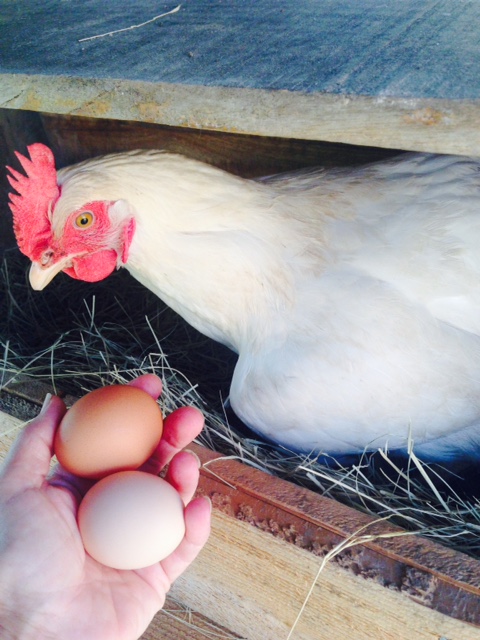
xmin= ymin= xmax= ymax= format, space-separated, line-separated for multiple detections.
xmin=1 ymin=249 xmax=479 ymax=559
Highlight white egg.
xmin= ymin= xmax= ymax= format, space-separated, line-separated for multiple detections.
xmin=78 ymin=470 xmax=185 ymax=570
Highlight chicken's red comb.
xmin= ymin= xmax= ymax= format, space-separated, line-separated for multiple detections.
xmin=7 ymin=143 xmax=60 ymax=260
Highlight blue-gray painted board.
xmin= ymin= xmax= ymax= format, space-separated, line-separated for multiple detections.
xmin=1 ymin=0 xmax=480 ymax=100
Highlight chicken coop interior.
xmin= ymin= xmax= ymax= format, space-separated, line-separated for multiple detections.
xmin=1 ymin=2 xmax=480 ymax=639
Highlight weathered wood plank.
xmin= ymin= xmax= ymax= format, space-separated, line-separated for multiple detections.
xmin=140 ymin=597 xmax=241 ymax=640
xmin=1 ymin=1 xmax=480 ymax=155
xmin=1 ymin=74 xmax=480 ymax=156
xmin=173 ymin=510 xmax=480 ymax=640
xmin=189 ymin=445 xmax=480 ymax=629
xmin=0 ymin=409 xmax=24 ymax=458
xmin=38 ymin=113 xmax=400 ymax=177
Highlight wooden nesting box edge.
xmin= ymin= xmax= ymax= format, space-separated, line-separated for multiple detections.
xmin=190 ymin=442 xmax=480 ymax=628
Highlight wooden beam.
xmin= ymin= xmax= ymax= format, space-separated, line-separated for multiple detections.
xmin=2 ymin=2 xmax=480 ymax=155
xmin=172 ymin=510 xmax=480 ymax=640
xmin=1 ymin=74 xmax=480 ymax=156
xmin=141 ymin=597 xmax=241 ymax=640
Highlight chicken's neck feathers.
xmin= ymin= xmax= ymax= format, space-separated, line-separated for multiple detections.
xmin=127 ymin=212 xmax=298 ymax=353
xmin=57 ymin=151 xmax=312 ymax=351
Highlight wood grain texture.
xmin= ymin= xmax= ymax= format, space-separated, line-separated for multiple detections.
xmin=37 ymin=113 xmax=401 ymax=177
xmin=140 ymin=597 xmax=241 ymax=640
xmin=173 ymin=510 xmax=480 ymax=640
xmin=1 ymin=74 xmax=480 ymax=155
xmin=0 ymin=410 xmax=24 ymax=459
xmin=189 ymin=445 xmax=480 ymax=628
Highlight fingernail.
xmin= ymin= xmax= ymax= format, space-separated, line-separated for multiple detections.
xmin=203 ymin=496 xmax=212 ymax=512
xmin=184 ymin=449 xmax=201 ymax=468
xmin=39 ymin=393 xmax=52 ymax=416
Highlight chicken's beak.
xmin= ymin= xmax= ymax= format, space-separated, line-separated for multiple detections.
xmin=29 ymin=257 xmax=72 ymax=290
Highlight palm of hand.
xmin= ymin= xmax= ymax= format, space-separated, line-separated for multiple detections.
xmin=0 ymin=375 xmax=210 ymax=640
xmin=2 ymin=487 xmax=169 ymax=639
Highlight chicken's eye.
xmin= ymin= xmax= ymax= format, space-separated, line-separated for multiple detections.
xmin=75 ymin=211 xmax=94 ymax=229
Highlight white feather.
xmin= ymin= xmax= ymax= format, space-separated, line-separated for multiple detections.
xmin=54 ymin=151 xmax=480 ymax=460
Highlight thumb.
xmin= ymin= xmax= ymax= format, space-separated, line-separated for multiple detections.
xmin=0 ymin=394 xmax=67 ymax=493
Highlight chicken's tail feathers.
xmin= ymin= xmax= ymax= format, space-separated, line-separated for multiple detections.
xmin=6 ymin=143 xmax=59 ymax=260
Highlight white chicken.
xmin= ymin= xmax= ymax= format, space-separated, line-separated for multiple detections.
xmin=7 ymin=144 xmax=480 ymax=462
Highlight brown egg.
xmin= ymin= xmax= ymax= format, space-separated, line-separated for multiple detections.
xmin=54 ymin=385 xmax=163 ymax=479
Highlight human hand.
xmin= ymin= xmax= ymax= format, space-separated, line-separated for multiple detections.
xmin=0 ymin=374 xmax=211 ymax=640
